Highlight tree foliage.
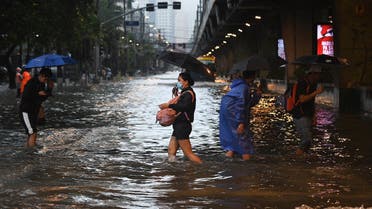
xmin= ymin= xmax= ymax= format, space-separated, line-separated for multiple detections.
xmin=1 ymin=0 xmax=158 ymax=86
xmin=0 ymin=0 xmax=99 ymax=59
xmin=0 ymin=0 xmax=99 ymax=87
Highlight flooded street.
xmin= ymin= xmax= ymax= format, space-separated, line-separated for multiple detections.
xmin=0 ymin=71 xmax=371 ymax=208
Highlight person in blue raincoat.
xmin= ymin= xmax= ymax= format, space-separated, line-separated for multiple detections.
xmin=219 ymin=70 xmax=262 ymax=160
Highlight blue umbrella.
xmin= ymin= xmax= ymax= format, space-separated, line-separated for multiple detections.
xmin=25 ymin=54 xmax=77 ymax=69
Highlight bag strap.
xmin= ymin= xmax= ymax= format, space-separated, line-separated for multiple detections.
xmin=295 ymin=79 xmax=311 ymax=115
xmin=181 ymin=90 xmax=194 ymax=122
xmin=294 ymin=79 xmax=311 ymax=105
xmin=184 ymin=90 xmax=194 ymax=102
xmin=293 ymin=83 xmax=300 ymax=106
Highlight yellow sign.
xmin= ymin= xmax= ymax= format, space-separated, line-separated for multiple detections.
xmin=197 ymin=56 xmax=215 ymax=62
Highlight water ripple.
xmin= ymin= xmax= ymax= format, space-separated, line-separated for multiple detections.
xmin=0 ymin=71 xmax=371 ymax=208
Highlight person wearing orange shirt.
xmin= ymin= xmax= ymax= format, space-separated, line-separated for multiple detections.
xmin=20 ymin=68 xmax=31 ymax=95
xmin=15 ymin=67 xmax=23 ymax=98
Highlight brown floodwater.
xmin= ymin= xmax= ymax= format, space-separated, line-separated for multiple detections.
xmin=0 ymin=71 xmax=371 ymax=208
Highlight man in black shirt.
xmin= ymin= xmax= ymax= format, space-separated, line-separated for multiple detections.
xmin=19 ymin=68 xmax=52 ymax=147
xmin=292 ymin=65 xmax=324 ymax=155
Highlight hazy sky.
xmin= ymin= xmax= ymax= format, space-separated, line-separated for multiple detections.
xmin=133 ymin=0 xmax=199 ymax=43
xmin=175 ymin=0 xmax=199 ymax=43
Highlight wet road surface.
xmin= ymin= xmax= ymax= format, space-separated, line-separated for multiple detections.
xmin=0 ymin=71 xmax=371 ymax=208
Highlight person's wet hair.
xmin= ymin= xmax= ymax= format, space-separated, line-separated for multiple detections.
xmin=179 ymin=72 xmax=194 ymax=86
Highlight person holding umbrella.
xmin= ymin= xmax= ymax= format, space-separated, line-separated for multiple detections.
xmin=19 ymin=68 xmax=52 ymax=148
xmin=15 ymin=67 xmax=23 ymax=98
xmin=291 ymin=65 xmax=324 ymax=155
xmin=219 ymin=69 xmax=262 ymax=161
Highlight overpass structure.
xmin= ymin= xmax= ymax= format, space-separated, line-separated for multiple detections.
xmin=191 ymin=0 xmax=371 ymax=88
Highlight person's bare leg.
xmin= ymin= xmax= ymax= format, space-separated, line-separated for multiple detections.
xmin=26 ymin=133 xmax=37 ymax=147
xmin=168 ymin=136 xmax=179 ymax=162
xmin=242 ymin=154 xmax=251 ymax=161
xmin=225 ymin=150 xmax=234 ymax=158
xmin=178 ymin=139 xmax=202 ymax=164
xmin=296 ymin=148 xmax=304 ymax=156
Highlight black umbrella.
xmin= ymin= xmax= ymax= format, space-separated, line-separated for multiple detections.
xmin=158 ymin=51 xmax=215 ymax=81
xmin=292 ymin=54 xmax=348 ymax=67
xmin=229 ymin=55 xmax=269 ymax=74
xmin=268 ymin=56 xmax=287 ymax=70
xmin=158 ymin=51 xmax=199 ymax=68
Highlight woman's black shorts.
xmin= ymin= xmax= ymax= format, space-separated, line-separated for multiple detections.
xmin=172 ymin=122 xmax=192 ymax=140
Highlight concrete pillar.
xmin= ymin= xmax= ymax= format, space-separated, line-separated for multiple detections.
xmin=333 ymin=0 xmax=372 ymax=112
xmin=333 ymin=0 xmax=372 ymax=88
xmin=280 ymin=1 xmax=313 ymax=82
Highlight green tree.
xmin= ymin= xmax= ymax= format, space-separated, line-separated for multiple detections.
xmin=0 ymin=0 xmax=99 ymax=88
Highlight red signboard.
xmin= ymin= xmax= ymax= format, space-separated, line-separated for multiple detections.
xmin=317 ymin=24 xmax=334 ymax=56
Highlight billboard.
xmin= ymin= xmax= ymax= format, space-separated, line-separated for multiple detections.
xmin=317 ymin=24 xmax=334 ymax=56
xmin=277 ymin=39 xmax=286 ymax=60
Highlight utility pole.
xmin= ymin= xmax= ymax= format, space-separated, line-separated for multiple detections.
xmin=123 ymin=0 xmax=129 ymax=76
xmin=123 ymin=0 xmax=126 ymax=35
xmin=140 ymin=9 xmax=145 ymax=42
xmin=94 ymin=0 xmax=100 ymax=80
xmin=98 ymin=2 xmax=181 ymax=76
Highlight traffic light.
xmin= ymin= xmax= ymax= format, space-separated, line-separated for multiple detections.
xmin=173 ymin=2 xmax=181 ymax=9
xmin=158 ymin=2 xmax=168 ymax=9
xmin=99 ymin=45 xmax=104 ymax=56
xmin=146 ymin=3 xmax=154 ymax=11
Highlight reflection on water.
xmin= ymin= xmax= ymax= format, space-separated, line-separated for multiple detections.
xmin=0 ymin=71 xmax=371 ymax=208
